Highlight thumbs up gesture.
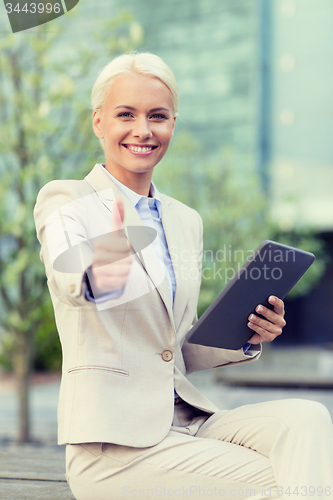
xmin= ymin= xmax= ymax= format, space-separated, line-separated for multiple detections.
xmin=89 ymin=199 xmax=133 ymax=297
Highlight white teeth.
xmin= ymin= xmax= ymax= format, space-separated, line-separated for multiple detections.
xmin=127 ymin=145 xmax=153 ymax=153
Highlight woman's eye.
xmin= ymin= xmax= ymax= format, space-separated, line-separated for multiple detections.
xmin=150 ymin=113 xmax=167 ymax=120
xmin=118 ymin=112 xmax=133 ymax=118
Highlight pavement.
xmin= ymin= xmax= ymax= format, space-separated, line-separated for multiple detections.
xmin=1 ymin=346 xmax=333 ymax=444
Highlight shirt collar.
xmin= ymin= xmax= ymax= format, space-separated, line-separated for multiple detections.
xmin=100 ymin=164 xmax=162 ymax=218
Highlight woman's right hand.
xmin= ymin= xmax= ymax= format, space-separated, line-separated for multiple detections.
xmin=89 ymin=199 xmax=133 ymax=296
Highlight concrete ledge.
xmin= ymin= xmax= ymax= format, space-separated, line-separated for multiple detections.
xmin=216 ymin=372 xmax=333 ymax=389
xmin=0 ymin=444 xmax=75 ymax=500
xmin=215 ymin=346 xmax=333 ymax=389
xmin=1 ymin=479 xmax=75 ymax=500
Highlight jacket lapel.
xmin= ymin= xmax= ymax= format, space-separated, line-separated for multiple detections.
xmin=84 ymin=165 xmax=175 ymax=328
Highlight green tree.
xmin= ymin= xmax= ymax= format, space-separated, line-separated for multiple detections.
xmin=0 ymin=12 xmax=143 ymax=442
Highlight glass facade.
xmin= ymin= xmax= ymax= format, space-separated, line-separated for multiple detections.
xmin=270 ymin=0 xmax=333 ymax=231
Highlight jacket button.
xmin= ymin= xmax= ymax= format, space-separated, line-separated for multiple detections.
xmin=161 ymin=350 xmax=173 ymax=362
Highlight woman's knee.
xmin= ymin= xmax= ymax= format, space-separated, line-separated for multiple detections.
xmin=280 ymin=398 xmax=332 ymax=430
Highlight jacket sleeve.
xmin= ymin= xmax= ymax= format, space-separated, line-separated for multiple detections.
xmin=34 ymin=180 xmax=94 ymax=307
xmin=182 ymin=334 xmax=261 ymax=374
xmin=181 ymin=211 xmax=261 ymax=374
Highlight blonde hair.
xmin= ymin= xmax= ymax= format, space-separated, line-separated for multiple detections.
xmin=91 ymin=52 xmax=179 ymax=152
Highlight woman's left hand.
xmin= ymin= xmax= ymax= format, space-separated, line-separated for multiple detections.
xmin=247 ymin=295 xmax=286 ymax=344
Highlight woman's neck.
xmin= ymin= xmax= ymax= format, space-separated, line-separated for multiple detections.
xmin=104 ymin=164 xmax=152 ymax=197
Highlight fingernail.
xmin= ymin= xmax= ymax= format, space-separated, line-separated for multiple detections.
xmin=256 ymin=305 xmax=263 ymax=313
xmin=269 ymin=296 xmax=275 ymax=303
xmin=250 ymin=314 xmax=256 ymax=321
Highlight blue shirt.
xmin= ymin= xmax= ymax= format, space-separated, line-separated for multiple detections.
xmin=102 ymin=166 xmax=177 ymax=306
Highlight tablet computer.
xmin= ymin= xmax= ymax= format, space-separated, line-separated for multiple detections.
xmin=188 ymin=240 xmax=315 ymax=350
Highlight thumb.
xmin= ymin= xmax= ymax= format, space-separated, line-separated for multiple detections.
xmin=112 ymin=198 xmax=125 ymax=232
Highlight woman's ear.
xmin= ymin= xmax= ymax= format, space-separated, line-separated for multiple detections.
xmin=171 ymin=116 xmax=176 ymax=137
xmin=92 ymin=110 xmax=104 ymax=139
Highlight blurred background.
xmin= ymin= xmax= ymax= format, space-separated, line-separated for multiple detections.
xmin=0 ymin=0 xmax=332 ymax=444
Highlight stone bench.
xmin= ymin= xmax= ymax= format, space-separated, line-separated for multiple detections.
xmin=0 ymin=444 xmax=75 ymax=500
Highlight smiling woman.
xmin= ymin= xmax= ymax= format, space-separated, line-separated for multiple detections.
xmin=92 ymin=71 xmax=176 ymax=195
xmin=33 ymin=52 xmax=333 ymax=500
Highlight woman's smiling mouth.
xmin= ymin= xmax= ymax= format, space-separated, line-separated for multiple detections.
xmin=122 ymin=144 xmax=158 ymax=155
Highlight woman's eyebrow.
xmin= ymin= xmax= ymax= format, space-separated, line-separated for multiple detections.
xmin=115 ymin=105 xmax=170 ymax=112
xmin=115 ymin=105 xmax=135 ymax=110
xmin=150 ymin=107 xmax=170 ymax=113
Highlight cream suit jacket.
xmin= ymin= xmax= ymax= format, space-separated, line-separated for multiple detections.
xmin=34 ymin=164 xmax=261 ymax=447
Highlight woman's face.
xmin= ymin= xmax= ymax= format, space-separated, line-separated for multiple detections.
xmin=93 ymin=72 xmax=176 ymax=188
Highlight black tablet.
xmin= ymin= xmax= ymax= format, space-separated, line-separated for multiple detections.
xmin=188 ymin=240 xmax=315 ymax=350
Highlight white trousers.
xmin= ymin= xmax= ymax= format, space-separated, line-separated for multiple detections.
xmin=66 ymin=398 xmax=333 ymax=500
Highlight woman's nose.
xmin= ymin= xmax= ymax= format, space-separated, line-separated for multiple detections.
xmin=133 ymin=117 xmax=153 ymax=139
